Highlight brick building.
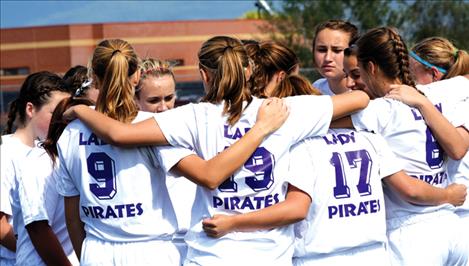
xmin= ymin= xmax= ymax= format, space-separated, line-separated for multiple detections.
xmin=0 ymin=19 xmax=269 ymax=127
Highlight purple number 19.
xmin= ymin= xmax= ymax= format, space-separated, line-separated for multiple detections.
xmin=330 ymin=149 xmax=372 ymax=199
xmin=218 ymin=147 xmax=274 ymax=192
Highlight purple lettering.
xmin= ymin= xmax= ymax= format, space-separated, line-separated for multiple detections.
xmin=213 ymin=196 xmax=223 ymax=208
xmin=93 ymin=206 xmax=104 ymax=218
xmin=126 ymin=204 xmax=136 ymax=217
xmin=136 ymin=203 xmax=143 ymax=215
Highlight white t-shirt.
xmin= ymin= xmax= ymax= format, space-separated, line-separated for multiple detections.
xmin=55 ymin=111 xmax=192 ymax=242
xmin=153 ymin=96 xmax=333 ymax=265
xmin=313 ymin=78 xmax=335 ymax=96
xmin=351 ymin=97 xmax=465 ymax=220
xmin=0 ymin=134 xmax=33 ymax=262
xmin=291 ymin=129 xmax=402 ymax=257
xmin=10 ymin=147 xmax=77 ymax=265
xmin=418 ymin=76 xmax=469 ymax=215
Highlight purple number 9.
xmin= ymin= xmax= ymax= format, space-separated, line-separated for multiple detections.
xmin=87 ymin=152 xmax=117 ymax=200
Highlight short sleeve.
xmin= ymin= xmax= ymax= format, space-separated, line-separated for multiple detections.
xmin=446 ymin=100 xmax=469 ymax=129
xmin=153 ymin=103 xmax=197 ymax=150
xmin=17 ymin=153 xmax=51 ymax=225
xmin=351 ymin=98 xmax=393 ymax=134
xmin=55 ymin=143 xmax=79 ymax=197
xmin=368 ymin=133 xmax=403 ymax=179
xmin=284 ymin=95 xmax=333 ymax=142
xmin=0 ymin=160 xmax=14 ymax=215
xmin=287 ymin=140 xmax=317 ymax=199
xmin=156 ymin=145 xmax=195 ymax=173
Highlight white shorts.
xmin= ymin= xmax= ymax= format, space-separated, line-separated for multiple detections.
xmin=293 ymin=242 xmax=389 ymax=266
xmin=80 ymin=236 xmax=181 ymax=266
xmin=0 ymin=258 xmax=15 ymax=266
xmin=387 ymin=210 xmax=469 ymax=266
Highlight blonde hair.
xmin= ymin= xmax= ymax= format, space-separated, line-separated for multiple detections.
xmin=198 ymin=36 xmax=252 ymax=125
xmin=135 ymin=58 xmax=175 ymax=99
xmin=412 ymin=37 xmax=469 ymax=79
xmin=92 ymin=39 xmax=139 ymax=123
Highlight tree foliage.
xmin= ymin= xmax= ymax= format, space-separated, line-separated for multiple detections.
xmin=252 ymin=0 xmax=468 ymax=77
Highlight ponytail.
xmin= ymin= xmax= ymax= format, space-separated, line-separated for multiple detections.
xmin=92 ymin=39 xmax=139 ymax=124
xmin=199 ymin=36 xmax=252 ymax=126
xmin=445 ymin=49 xmax=469 ymax=79
xmin=272 ymin=74 xmax=321 ymax=97
xmin=3 ymin=99 xmax=19 ymax=134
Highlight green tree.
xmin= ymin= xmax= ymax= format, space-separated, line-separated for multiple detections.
xmin=403 ymin=0 xmax=469 ymax=50
xmin=254 ymin=0 xmax=468 ymax=80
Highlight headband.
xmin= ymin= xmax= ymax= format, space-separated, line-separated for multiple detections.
xmin=409 ymin=51 xmax=447 ymax=74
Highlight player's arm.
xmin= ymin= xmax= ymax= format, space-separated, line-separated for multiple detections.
xmin=0 ymin=212 xmax=16 ymax=251
xmin=386 ymin=84 xmax=468 ymax=159
xmin=202 ymin=185 xmax=311 ymax=238
xmin=172 ymin=98 xmax=289 ymax=189
xmin=63 ymin=105 xmax=168 ymax=146
xmin=26 ymin=220 xmax=72 ymax=266
xmin=383 ymin=170 xmax=467 ymax=206
xmin=330 ymin=90 xmax=369 ymax=120
xmin=64 ymin=196 xmax=85 ymax=260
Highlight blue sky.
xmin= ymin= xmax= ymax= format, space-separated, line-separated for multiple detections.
xmin=0 ymin=0 xmax=267 ymax=29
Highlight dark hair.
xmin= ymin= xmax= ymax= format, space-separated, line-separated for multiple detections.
xmin=63 ymin=65 xmax=93 ymax=98
xmin=245 ymin=40 xmax=319 ymax=97
xmin=41 ymin=97 xmax=94 ymax=164
xmin=198 ymin=36 xmax=252 ymax=125
xmin=3 ymin=71 xmax=69 ymax=134
xmin=357 ymin=27 xmax=416 ymax=87
xmin=312 ymin=19 xmax=359 ymax=67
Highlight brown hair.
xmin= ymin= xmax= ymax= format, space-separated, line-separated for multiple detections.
xmin=245 ymin=40 xmax=319 ymax=97
xmin=91 ymin=39 xmax=139 ymax=123
xmin=312 ymin=19 xmax=359 ymax=67
xmin=412 ymin=37 xmax=469 ymax=79
xmin=41 ymin=97 xmax=94 ymax=164
xmin=357 ymin=27 xmax=416 ymax=87
xmin=198 ymin=36 xmax=252 ymax=125
xmin=135 ymin=58 xmax=176 ymax=99
xmin=3 ymin=71 xmax=70 ymax=134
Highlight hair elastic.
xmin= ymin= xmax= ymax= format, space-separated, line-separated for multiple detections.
xmin=74 ymin=79 xmax=93 ymax=97
xmin=409 ymin=51 xmax=447 ymax=74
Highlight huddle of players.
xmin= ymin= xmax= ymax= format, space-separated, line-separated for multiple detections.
xmin=1 ymin=19 xmax=469 ymax=266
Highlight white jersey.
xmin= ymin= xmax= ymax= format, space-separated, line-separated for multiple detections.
xmin=165 ymin=170 xmax=197 ymax=233
xmin=153 ymin=95 xmax=333 ymax=265
xmin=351 ymin=97 xmax=465 ymax=220
xmin=418 ymin=76 xmax=469 ymax=216
xmin=10 ymin=147 xmax=77 ymax=266
xmin=291 ymin=129 xmax=401 ymax=258
xmin=55 ymin=111 xmax=192 ymax=243
xmin=312 ymin=78 xmax=335 ymax=96
xmin=0 ymin=134 xmax=33 ymax=263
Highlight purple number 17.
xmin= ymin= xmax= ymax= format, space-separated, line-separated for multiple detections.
xmin=330 ymin=149 xmax=373 ymax=199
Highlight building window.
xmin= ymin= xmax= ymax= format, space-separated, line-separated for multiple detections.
xmin=0 ymin=67 xmax=30 ymax=76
